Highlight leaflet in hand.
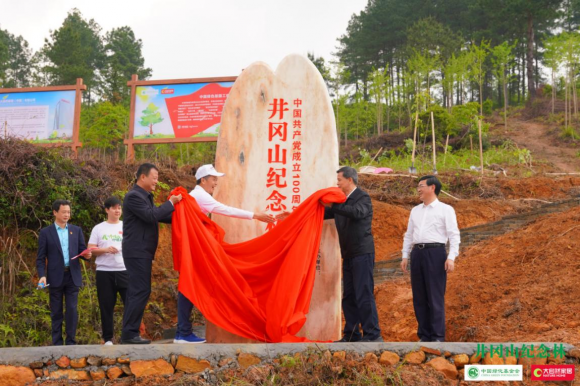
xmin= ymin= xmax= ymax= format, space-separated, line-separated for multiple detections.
xmin=71 ymin=247 xmax=98 ymax=260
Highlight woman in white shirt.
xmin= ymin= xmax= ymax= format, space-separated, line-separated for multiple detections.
xmin=88 ymin=197 xmax=128 ymax=345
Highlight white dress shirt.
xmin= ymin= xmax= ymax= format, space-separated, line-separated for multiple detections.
xmin=346 ymin=187 xmax=357 ymax=198
xmin=189 ymin=185 xmax=254 ymax=220
xmin=402 ymin=199 xmax=460 ymax=261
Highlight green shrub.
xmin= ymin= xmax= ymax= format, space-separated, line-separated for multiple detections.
xmin=482 ymin=99 xmax=494 ymax=115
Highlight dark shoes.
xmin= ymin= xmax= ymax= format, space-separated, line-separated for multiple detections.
xmin=121 ymin=336 xmax=151 ymax=345
xmin=360 ymin=336 xmax=384 ymax=342
xmin=335 ymin=336 xmax=383 ymax=343
xmin=334 ymin=337 xmax=359 ymax=343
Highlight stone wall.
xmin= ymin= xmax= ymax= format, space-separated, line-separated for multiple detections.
xmin=0 ymin=343 xmax=577 ymax=385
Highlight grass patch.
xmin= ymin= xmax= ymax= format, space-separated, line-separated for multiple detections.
xmin=344 ymin=141 xmax=532 ymax=173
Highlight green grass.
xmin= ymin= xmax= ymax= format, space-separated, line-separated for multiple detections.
xmin=30 ymin=139 xmax=72 ymax=144
xmin=561 ymin=126 xmax=580 ymax=140
xmin=344 ymin=141 xmax=532 ymax=173
xmin=134 ymin=133 xmax=177 ymax=139
xmin=134 ymin=132 xmax=218 ymax=139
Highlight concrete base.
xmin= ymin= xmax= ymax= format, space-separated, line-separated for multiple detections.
xmin=0 ymin=342 xmax=575 ymax=366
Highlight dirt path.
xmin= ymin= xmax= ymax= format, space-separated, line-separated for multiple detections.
xmin=498 ymin=118 xmax=580 ymax=173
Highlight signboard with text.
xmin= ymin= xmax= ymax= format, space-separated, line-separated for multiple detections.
xmin=0 ymin=79 xmax=85 ymax=153
xmin=125 ymin=75 xmax=237 ymax=161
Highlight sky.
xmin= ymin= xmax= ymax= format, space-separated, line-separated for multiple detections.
xmin=0 ymin=0 xmax=368 ymax=80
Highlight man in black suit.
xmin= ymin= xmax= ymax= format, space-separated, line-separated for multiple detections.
xmin=322 ymin=166 xmax=382 ymax=342
xmin=37 ymin=199 xmax=92 ymax=346
xmin=121 ymin=163 xmax=182 ymax=344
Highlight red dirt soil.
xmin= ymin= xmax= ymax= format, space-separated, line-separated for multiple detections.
xmin=372 ymin=198 xmax=528 ymax=260
xmin=375 ymin=207 xmax=580 ymax=346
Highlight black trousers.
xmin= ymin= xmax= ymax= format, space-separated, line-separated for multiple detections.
xmin=96 ymin=270 xmax=128 ymax=342
xmin=342 ymin=253 xmax=381 ymax=341
xmin=121 ymin=258 xmax=152 ymax=340
xmin=48 ymin=270 xmax=79 ymax=346
xmin=177 ymin=291 xmax=194 ymax=337
xmin=410 ymin=246 xmax=447 ymax=342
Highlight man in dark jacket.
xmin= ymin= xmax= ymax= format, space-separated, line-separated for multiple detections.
xmin=323 ymin=166 xmax=382 ymax=342
xmin=121 ymin=163 xmax=182 ymax=344
xmin=37 ymin=199 xmax=92 ymax=345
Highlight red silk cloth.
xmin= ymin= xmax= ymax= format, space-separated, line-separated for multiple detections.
xmin=171 ymin=186 xmax=346 ymax=342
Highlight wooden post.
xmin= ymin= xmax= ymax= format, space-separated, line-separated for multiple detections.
xmin=443 ymin=133 xmax=449 ymax=165
xmin=71 ymin=78 xmax=84 ymax=158
xmin=431 ymin=111 xmax=437 ymax=174
xmin=126 ymin=74 xmax=138 ymax=163
xmin=478 ymin=119 xmax=484 ymax=176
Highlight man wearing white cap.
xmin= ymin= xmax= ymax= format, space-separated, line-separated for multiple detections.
xmin=174 ymin=164 xmax=274 ymax=344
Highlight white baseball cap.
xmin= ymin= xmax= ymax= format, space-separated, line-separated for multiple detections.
xmin=195 ymin=164 xmax=225 ymax=180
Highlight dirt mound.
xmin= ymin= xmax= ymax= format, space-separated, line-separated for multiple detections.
xmin=375 ymin=207 xmax=580 ymax=345
xmin=339 ymin=131 xmax=410 ymax=162
xmin=446 ymin=207 xmax=580 ymax=345
xmin=372 ymin=201 xmax=409 ymax=258
xmin=498 ymin=176 xmax=580 ymax=199
xmin=371 ymin=198 xmax=525 ymax=261
xmin=360 ymin=173 xmax=580 ymax=204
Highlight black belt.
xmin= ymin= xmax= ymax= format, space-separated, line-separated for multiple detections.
xmin=413 ymin=243 xmax=445 ymax=250
xmin=64 ymin=266 xmax=70 ymax=272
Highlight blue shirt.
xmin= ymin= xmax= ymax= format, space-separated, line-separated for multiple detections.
xmin=55 ymin=223 xmax=70 ymax=267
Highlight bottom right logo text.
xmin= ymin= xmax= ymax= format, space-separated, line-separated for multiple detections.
xmin=531 ymin=365 xmax=575 ymax=381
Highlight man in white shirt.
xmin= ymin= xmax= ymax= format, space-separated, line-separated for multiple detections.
xmin=174 ymin=164 xmax=274 ymax=344
xmin=401 ymin=175 xmax=460 ymax=342
xmin=88 ymin=197 xmax=127 ymax=345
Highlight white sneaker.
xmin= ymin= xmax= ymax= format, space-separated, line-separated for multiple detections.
xmin=104 ymin=341 xmax=114 ymax=346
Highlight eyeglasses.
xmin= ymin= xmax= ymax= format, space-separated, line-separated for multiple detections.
xmin=417 ymin=184 xmax=428 ymax=190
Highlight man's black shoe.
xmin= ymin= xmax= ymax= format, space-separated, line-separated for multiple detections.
xmin=360 ymin=336 xmax=384 ymax=342
xmin=334 ymin=337 xmax=361 ymax=343
xmin=121 ymin=336 xmax=151 ymax=345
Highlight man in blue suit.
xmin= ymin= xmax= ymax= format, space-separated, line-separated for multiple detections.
xmin=37 ymin=199 xmax=91 ymax=346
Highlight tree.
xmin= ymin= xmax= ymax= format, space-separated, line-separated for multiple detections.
xmin=80 ymin=101 xmax=128 ymax=153
xmin=369 ymin=67 xmax=388 ymax=135
xmin=139 ymin=103 xmax=163 ymax=135
xmin=0 ymin=29 xmax=33 ymax=88
xmin=307 ymin=52 xmax=332 ymax=90
xmin=501 ymin=0 xmax=561 ymax=100
xmin=407 ymin=50 xmax=439 ymax=108
xmin=559 ymin=32 xmax=580 ymax=129
xmin=543 ymin=35 xmax=562 ymax=114
xmin=329 ymin=61 xmax=350 ymax=143
xmin=406 ymin=17 xmax=463 ymax=65
xmin=562 ymin=0 xmax=580 ymax=32
xmin=102 ymin=26 xmax=152 ymax=105
xmin=41 ymin=9 xmax=105 ymax=102
xmin=468 ymin=40 xmax=490 ymax=116
xmin=491 ymin=41 xmax=517 ymax=129
xmin=0 ymin=32 xmax=9 ymax=86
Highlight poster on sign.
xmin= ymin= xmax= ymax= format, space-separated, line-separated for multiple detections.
xmin=0 ymin=90 xmax=76 ymax=142
xmin=133 ymin=82 xmax=234 ymax=139
xmin=210 ymin=54 xmax=340 ymax=342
